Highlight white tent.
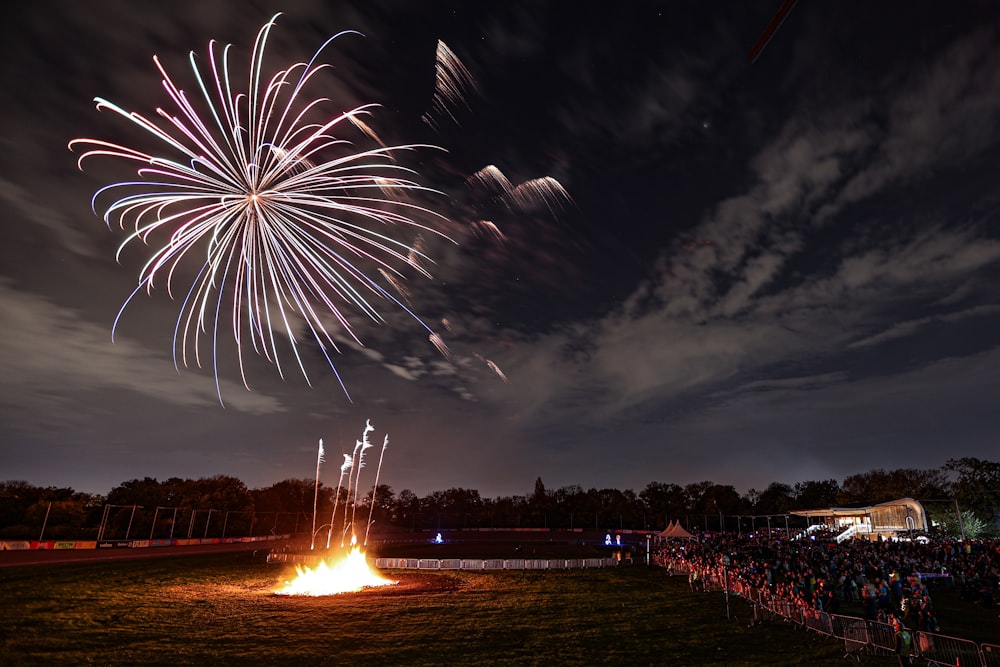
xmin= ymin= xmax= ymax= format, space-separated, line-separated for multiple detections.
xmin=657 ymin=520 xmax=696 ymax=539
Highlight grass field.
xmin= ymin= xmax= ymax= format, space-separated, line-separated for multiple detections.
xmin=0 ymin=549 xmax=978 ymax=666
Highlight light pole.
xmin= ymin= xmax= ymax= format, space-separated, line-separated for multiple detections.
xmin=723 ymin=555 xmax=731 ymax=620
xmin=954 ymin=498 xmax=966 ymax=541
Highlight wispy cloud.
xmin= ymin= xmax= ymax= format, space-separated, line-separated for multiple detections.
xmin=0 ymin=279 xmax=285 ymax=438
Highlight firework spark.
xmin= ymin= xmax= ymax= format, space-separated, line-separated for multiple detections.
xmin=69 ymin=14 xmax=456 ymax=402
xmin=467 ymin=164 xmax=515 ymax=202
xmin=465 ymin=165 xmax=570 ymax=216
xmin=485 ymin=359 xmax=509 ymax=383
xmin=512 ymin=176 xmax=572 ymax=213
xmin=324 ymin=453 xmax=353 ymax=550
xmin=422 ymin=40 xmax=478 ymax=129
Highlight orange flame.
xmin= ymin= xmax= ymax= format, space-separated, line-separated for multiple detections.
xmin=276 ymin=546 xmax=397 ymax=596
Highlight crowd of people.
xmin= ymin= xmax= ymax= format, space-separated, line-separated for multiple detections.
xmin=653 ymin=528 xmax=1000 ymax=635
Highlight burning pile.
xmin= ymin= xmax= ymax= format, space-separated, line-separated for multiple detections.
xmin=274 ymin=420 xmax=397 ymax=596
xmin=276 ymin=546 xmax=396 ymax=596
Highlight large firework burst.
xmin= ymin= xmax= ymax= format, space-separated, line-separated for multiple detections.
xmin=69 ymin=14 xmax=454 ymax=402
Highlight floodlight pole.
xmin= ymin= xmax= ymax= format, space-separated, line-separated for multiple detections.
xmin=724 ymin=563 xmax=731 ymax=620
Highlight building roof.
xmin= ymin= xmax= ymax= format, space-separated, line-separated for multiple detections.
xmin=789 ymin=497 xmax=926 ymax=519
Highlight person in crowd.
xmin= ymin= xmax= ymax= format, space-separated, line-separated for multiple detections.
xmin=653 ymin=531 xmax=999 ymax=633
xmin=893 ymin=618 xmax=915 ymax=666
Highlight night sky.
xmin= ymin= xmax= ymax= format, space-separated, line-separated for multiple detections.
xmin=3 ymin=1 xmax=999 ymax=499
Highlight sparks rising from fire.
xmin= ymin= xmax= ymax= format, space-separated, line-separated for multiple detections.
xmin=276 ymin=546 xmax=396 ymax=596
xmin=277 ymin=419 xmax=398 ymax=596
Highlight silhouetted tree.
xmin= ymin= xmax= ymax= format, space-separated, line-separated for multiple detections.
xmin=392 ymin=489 xmax=420 ymax=529
xmin=792 ymin=479 xmax=841 ymax=509
xmin=752 ymin=482 xmax=794 ymax=515
xmin=639 ymin=482 xmax=687 ymax=528
xmin=945 ymin=457 xmax=1000 ymax=525
xmin=838 ymin=468 xmax=948 ymax=505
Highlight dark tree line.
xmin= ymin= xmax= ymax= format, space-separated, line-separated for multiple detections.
xmin=2 ymin=458 xmax=998 ymax=540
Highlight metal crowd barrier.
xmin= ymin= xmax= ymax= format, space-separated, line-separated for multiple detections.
xmin=831 ymin=615 xmax=871 ymax=659
xmin=916 ymin=631 xmax=989 ymax=667
xmin=748 ymin=595 xmax=991 ymax=666
xmin=673 ymin=562 xmax=996 ymax=667
xmin=982 ymin=643 xmax=1000 ymax=667
xmin=864 ymin=618 xmax=898 ymax=656
xmin=802 ymin=609 xmax=834 ymax=636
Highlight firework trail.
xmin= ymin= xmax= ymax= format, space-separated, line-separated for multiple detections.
xmin=310 ymin=438 xmax=325 ymax=550
xmin=69 ymin=14 xmax=456 ymax=403
xmin=429 ymin=332 xmax=452 ymax=361
xmin=325 ymin=452 xmax=353 ymax=549
xmin=466 ymin=165 xmax=571 ymax=216
xmin=485 ymin=359 xmax=509 ymax=383
xmin=422 ymin=40 xmax=478 ymax=129
xmin=467 ymin=165 xmax=515 ymax=201
xmin=344 ymin=419 xmax=375 ymax=546
xmin=341 ymin=439 xmax=363 ymax=546
xmin=512 ymin=176 xmax=572 ymax=214
xmin=364 ymin=434 xmax=389 ymax=546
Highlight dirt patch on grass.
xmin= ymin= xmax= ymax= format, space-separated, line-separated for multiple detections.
xmin=164 ymin=571 xmax=464 ymax=600
xmin=362 ymin=572 xmax=465 ymax=596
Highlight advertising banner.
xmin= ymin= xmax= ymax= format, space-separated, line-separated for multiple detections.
xmin=1 ymin=540 xmax=31 ymax=550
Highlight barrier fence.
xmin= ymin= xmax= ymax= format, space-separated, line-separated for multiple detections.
xmin=982 ymin=644 xmax=1000 ymax=667
xmin=676 ymin=561 xmax=996 ymax=666
xmin=1 ymin=535 xmax=289 ymax=551
xmin=375 ymin=557 xmax=617 ymax=570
